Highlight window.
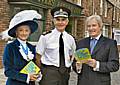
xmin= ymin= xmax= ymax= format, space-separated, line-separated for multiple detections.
xmin=113 ymin=7 xmax=115 ymax=20
xmin=100 ymin=0 xmax=103 ymax=15
xmin=114 ymin=30 xmax=120 ymax=45
xmin=93 ymin=0 xmax=95 ymax=14
xmin=102 ymin=25 xmax=109 ymax=37
xmin=85 ymin=31 xmax=89 ymax=37
xmin=117 ymin=11 xmax=119 ymax=22
xmin=77 ymin=0 xmax=81 ymax=6
xmin=104 ymin=1 xmax=107 ymax=17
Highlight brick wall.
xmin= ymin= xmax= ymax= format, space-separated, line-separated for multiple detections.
xmin=45 ymin=9 xmax=53 ymax=31
xmin=76 ymin=16 xmax=86 ymax=40
xmin=81 ymin=0 xmax=91 ymax=16
xmin=0 ymin=41 xmax=6 ymax=68
xmin=0 ymin=0 xmax=10 ymax=32
xmin=0 ymin=0 xmax=10 ymax=68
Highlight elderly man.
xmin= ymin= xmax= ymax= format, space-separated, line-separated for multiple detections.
xmin=73 ymin=15 xmax=119 ymax=85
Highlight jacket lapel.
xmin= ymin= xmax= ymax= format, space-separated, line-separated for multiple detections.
xmin=14 ymin=39 xmax=33 ymax=52
xmin=14 ymin=39 xmax=35 ymax=61
xmin=92 ymin=35 xmax=105 ymax=55
xmin=13 ymin=39 xmax=20 ymax=50
xmin=84 ymin=37 xmax=91 ymax=52
xmin=87 ymin=37 xmax=91 ymax=51
xmin=26 ymin=42 xmax=34 ymax=53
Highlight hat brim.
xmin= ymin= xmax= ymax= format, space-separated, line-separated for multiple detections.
xmin=54 ymin=15 xmax=68 ymax=18
xmin=51 ymin=7 xmax=71 ymax=18
xmin=8 ymin=21 xmax=38 ymax=37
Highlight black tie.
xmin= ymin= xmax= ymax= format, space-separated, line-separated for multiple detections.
xmin=59 ymin=33 xmax=65 ymax=67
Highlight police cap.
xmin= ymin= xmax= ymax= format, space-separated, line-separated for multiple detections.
xmin=51 ymin=7 xmax=71 ymax=18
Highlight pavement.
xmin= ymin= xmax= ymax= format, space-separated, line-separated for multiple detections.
xmin=0 ymin=68 xmax=7 ymax=85
xmin=69 ymin=70 xmax=77 ymax=85
xmin=111 ymin=68 xmax=120 ymax=85
xmin=0 ymin=68 xmax=120 ymax=85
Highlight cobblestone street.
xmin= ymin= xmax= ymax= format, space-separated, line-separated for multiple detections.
xmin=0 ymin=68 xmax=120 ymax=85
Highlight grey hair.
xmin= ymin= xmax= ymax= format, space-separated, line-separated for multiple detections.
xmin=85 ymin=15 xmax=103 ymax=29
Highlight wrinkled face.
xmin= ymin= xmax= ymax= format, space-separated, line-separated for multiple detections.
xmin=87 ymin=19 xmax=101 ymax=38
xmin=16 ymin=25 xmax=31 ymax=41
xmin=53 ymin=17 xmax=69 ymax=32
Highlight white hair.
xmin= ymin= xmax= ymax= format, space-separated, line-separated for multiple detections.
xmin=85 ymin=15 xmax=103 ymax=30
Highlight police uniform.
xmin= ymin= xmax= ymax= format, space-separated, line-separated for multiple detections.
xmin=36 ymin=7 xmax=76 ymax=85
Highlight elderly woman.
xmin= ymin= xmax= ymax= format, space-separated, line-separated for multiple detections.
xmin=3 ymin=10 xmax=42 ymax=85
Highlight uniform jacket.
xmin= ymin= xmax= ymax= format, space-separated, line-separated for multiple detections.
xmin=73 ymin=35 xmax=119 ymax=85
xmin=3 ymin=39 xmax=36 ymax=85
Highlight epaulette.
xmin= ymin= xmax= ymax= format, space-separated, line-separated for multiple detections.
xmin=42 ymin=30 xmax=52 ymax=35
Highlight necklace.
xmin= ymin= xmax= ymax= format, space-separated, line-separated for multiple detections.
xmin=20 ymin=43 xmax=29 ymax=60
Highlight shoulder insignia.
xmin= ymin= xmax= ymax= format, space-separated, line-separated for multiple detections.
xmin=42 ymin=30 xmax=52 ymax=35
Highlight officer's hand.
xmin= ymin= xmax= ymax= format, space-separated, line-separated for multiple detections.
xmin=76 ymin=61 xmax=82 ymax=73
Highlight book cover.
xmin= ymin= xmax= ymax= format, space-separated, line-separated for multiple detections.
xmin=20 ymin=61 xmax=40 ymax=74
xmin=74 ymin=48 xmax=91 ymax=63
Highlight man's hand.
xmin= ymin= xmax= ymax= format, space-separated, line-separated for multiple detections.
xmin=86 ymin=59 xmax=97 ymax=68
xmin=35 ymin=53 xmax=41 ymax=68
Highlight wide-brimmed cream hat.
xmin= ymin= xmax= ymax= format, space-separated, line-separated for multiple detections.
xmin=8 ymin=10 xmax=42 ymax=37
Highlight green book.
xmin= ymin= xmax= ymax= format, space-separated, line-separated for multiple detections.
xmin=74 ymin=48 xmax=91 ymax=63
xmin=20 ymin=61 xmax=40 ymax=74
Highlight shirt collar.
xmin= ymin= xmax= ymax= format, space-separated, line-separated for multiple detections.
xmin=17 ymin=38 xmax=26 ymax=45
xmin=90 ymin=34 xmax=101 ymax=40
xmin=54 ymin=28 xmax=66 ymax=36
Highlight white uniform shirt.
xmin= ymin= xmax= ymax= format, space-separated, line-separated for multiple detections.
xmin=36 ymin=28 xmax=76 ymax=67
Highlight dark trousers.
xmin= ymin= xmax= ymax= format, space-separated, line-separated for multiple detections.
xmin=29 ymin=81 xmax=35 ymax=85
xmin=39 ymin=64 xmax=70 ymax=85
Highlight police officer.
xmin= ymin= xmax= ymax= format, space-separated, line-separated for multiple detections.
xmin=36 ymin=7 xmax=76 ymax=85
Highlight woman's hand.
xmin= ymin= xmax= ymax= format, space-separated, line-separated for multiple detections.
xmin=30 ymin=74 xmax=39 ymax=81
